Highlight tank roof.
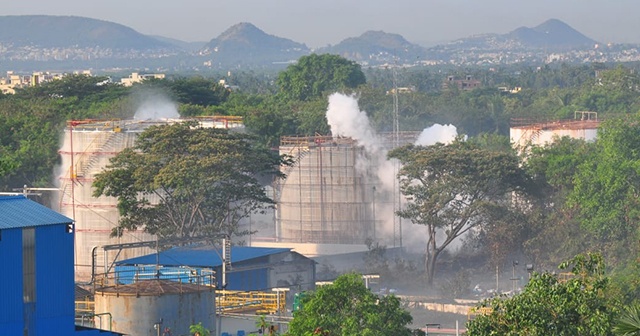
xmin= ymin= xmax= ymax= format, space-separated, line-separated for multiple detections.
xmin=511 ymin=119 xmax=600 ymax=131
xmin=67 ymin=116 xmax=244 ymax=132
xmin=96 ymin=279 xmax=213 ymax=296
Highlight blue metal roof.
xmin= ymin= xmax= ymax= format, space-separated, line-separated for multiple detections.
xmin=0 ymin=196 xmax=72 ymax=229
xmin=115 ymin=246 xmax=291 ymax=268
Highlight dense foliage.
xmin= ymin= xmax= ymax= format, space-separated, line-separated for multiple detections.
xmin=92 ymin=122 xmax=288 ymax=239
xmin=287 ymin=273 xmax=414 ymax=336
xmin=3 ymin=60 xmax=640 ymax=321
xmin=276 ymin=53 xmax=366 ymax=101
xmin=388 ymin=139 xmax=531 ymax=286
xmin=466 ymin=253 xmax=620 ymax=336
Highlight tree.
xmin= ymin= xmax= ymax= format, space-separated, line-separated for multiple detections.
xmin=466 ymin=253 xmax=620 ymax=336
xmin=521 ymin=136 xmax=594 ymax=267
xmin=169 ymin=76 xmax=230 ymax=106
xmin=569 ymin=115 xmax=640 ymax=241
xmin=0 ymin=98 xmax=66 ymax=190
xmin=614 ymin=304 xmax=640 ymax=335
xmin=287 ymin=273 xmax=413 ymax=336
xmin=388 ymin=139 xmax=530 ymax=286
xmin=276 ymin=54 xmax=366 ymax=101
xmin=93 ymin=122 xmax=289 ymax=239
xmin=189 ymin=322 xmax=211 ymax=336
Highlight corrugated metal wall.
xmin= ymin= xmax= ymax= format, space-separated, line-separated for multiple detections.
xmin=227 ymin=268 xmax=269 ymax=291
xmin=34 ymin=224 xmax=75 ymax=333
xmin=0 ymin=228 xmax=24 ymax=333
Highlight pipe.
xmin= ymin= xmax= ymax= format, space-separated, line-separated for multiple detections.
xmin=77 ymin=246 xmax=98 ymax=286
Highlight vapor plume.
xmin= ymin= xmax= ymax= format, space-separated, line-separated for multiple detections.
xmin=132 ymin=88 xmax=179 ymax=120
xmin=325 ymin=93 xmax=459 ymax=250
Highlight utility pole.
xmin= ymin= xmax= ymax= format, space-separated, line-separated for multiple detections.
xmin=391 ymin=60 xmax=402 ymax=249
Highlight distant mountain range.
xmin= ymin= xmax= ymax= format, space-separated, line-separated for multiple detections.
xmin=317 ymin=30 xmax=426 ymax=64
xmin=199 ymin=22 xmax=309 ymax=66
xmin=441 ymin=19 xmax=597 ymax=51
xmin=0 ymin=15 xmax=636 ymax=72
xmin=0 ymin=15 xmax=173 ymax=50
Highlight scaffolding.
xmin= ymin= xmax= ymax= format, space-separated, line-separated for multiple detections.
xmin=275 ymin=133 xmax=418 ymax=245
xmin=276 ymin=136 xmax=378 ymax=244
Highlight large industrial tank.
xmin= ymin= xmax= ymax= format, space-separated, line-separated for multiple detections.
xmin=58 ymin=120 xmax=156 ymax=280
xmin=94 ymin=279 xmax=215 ymax=335
xmin=510 ymin=113 xmax=600 ymax=149
xmin=57 ymin=118 xmax=245 ymax=280
xmin=276 ymin=136 xmax=381 ymax=245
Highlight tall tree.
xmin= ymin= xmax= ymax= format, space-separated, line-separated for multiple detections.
xmin=388 ymin=139 xmax=530 ymax=286
xmin=93 ymin=122 xmax=289 ymax=239
xmin=276 ymin=54 xmax=366 ymax=101
xmin=287 ymin=273 xmax=414 ymax=336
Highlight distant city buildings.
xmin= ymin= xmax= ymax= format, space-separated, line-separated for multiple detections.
xmin=0 ymin=70 xmax=92 ymax=94
xmin=120 ymin=72 xmax=165 ymax=86
xmin=0 ymin=70 xmax=172 ymax=94
xmin=443 ymin=75 xmax=482 ymax=91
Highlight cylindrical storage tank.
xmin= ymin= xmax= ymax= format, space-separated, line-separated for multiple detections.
xmin=58 ymin=118 xmax=246 ymax=280
xmin=94 ymin=280 xmax=215 ymax=335
xmin=510 ymin=119 xmax=600 ymax=149
xmin=58 ymin=120 xmax=158 ymax=280
xmin=277 ymin=136 xmax=379 ymax=244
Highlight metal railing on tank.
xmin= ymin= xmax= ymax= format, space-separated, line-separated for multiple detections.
xmin=94 ymin=266 xmax=216 ymax=288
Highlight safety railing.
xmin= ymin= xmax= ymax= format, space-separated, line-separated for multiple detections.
xmin=216 ymin=290 xmax=286 ymax=314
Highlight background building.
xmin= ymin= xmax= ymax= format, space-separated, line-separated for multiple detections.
xmin=510 ymin=112 xmax=600 ymax=149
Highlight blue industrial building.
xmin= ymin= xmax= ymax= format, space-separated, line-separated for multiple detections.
xmin=115 ymin=246 xmax=316 ymax=292
xmin=0 ymin=195 xmax=122 ymax=335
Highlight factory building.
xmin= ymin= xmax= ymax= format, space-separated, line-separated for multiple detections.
xmin=114 ymin=246 xmax=316 ymax=292
xmin=0 ymin=195 xmax=122 ymax=335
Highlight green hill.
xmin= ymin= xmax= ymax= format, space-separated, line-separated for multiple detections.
xmin=0 ymin=15 xmax=172 ymax=50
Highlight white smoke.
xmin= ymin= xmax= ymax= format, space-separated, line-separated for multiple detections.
xmin=414 ymin=124 xmax=458 ymax=146
xmin=325 ymin=93 xmax=459 ymax=251
xmin=327 ymin=93 xmax=383 ymax=154
xmin=133 ymin=89 xmax=179 ymax=120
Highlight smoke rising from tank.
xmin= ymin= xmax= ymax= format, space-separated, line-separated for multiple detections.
xmin=132 ymin=88 xmax=179 ymax=120
xmin=326 ymin=93 xmax=458 ymax=250
xmin=326 ymin=94 xmax=384 ymax=154
xmin=415 ymin=124 xmax=458 ymax=146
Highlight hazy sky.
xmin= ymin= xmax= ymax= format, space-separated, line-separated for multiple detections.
xmin=4 ymin=0 xmax=639 ymax=48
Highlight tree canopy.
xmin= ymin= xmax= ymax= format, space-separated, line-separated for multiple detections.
xmin=287 ymin=273 xmax=414 ymax=336
xmin=388 ymin=139 xmax=531 ymax=286
xmin=92 ymin=122 xmax=288 ymax=239
xmin=466 ymin=253 xmax=620 ymax=336
xmin=569 ymin=115 xmax=640 ymax=240
xmin=276 ymin=54 xmax=366 ymax=101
